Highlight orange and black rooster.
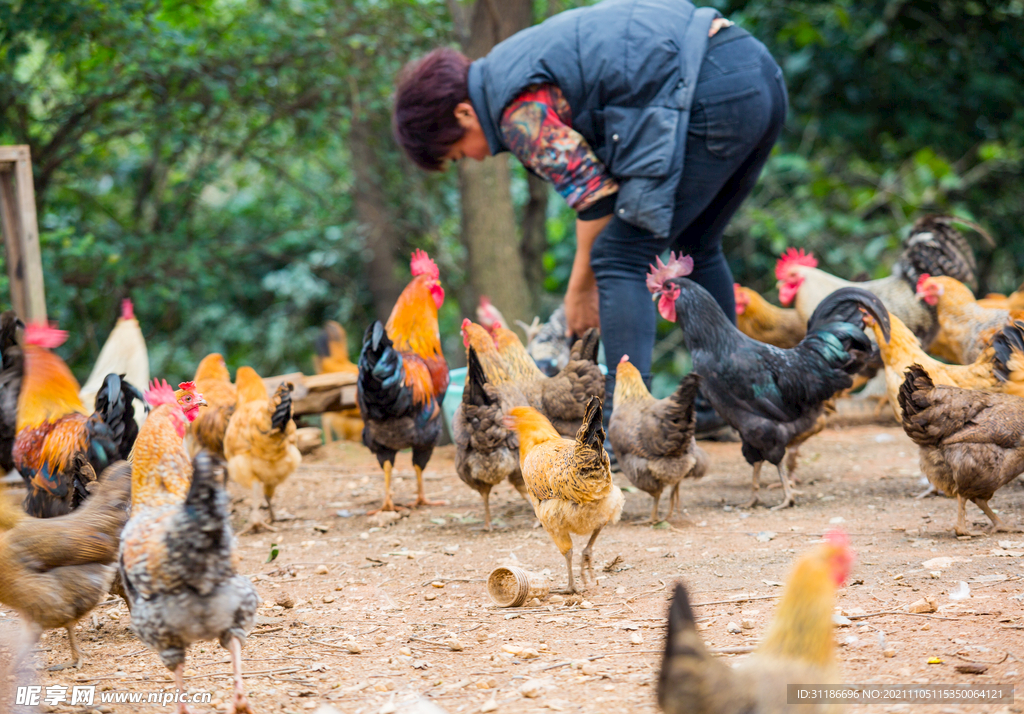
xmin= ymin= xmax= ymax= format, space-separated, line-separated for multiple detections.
xmin=358 ymin=250 xmax=450 ymax=513
xmin=12 ymin=324 xmax=145 ymax=518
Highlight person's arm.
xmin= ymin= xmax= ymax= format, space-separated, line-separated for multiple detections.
xmin=565 ymin=215 xmax=611 ymax=337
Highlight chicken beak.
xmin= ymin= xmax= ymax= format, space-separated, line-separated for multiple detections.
xmin=197 ymin=397 xmax=209 ymax=408
xmin=651 ymin=292 xmax=660 ymax=302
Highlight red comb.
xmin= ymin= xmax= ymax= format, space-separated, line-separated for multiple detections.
xmin=24 ymin=323 xmax=68 ymax=349
xmin=824 ymin=529 xmax=849 ymax=547
xmin=177 ymin=381 xmax=197 ymax=392
xmin=145 ymin=379 xmax=177 ymax=407
xmin=775 ymin=248 xmax=817 ymax=281
xmin=460 ymin=318 xmax=472 ymax=332
xmin=410 ymin=249 xmax=440 ymax=281
xmin=121 ymin=298 xmax=134 ymax=320
xmin=916 ymin=274 xmax=932 ymax=293
xmin=479 ymin=296 xmax=491 ymax=307
xmin=619 ymin=354 xmax=630 ymax=363
xmin=645 ymin=252 xmax=694 ymax=293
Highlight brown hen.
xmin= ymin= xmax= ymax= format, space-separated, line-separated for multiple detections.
xmin=186 ymin=353 xmax=237 ymax=458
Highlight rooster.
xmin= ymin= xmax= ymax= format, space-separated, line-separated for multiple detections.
xmin=121 ymin=378 xmax=257 ymax=714
xmin=659 ymin=531 xmax=854 ymax=714
xmin=916 ymin=274 xmax=1024 ymax=364
xmin=899 ymin=365 xmax=1024 ymax=536
xmin=649 ymin=254 xmax=890 ymax=509
xmin=0 ymin=461 xmax=131 ymax=671
xmin=358 ymin=249 xmax=449 ymax=512
xmin=314 ymin=321 xmax=363 ymax=443
xmin=506 ymin=397 xmax=624 ymax=593
xmin=862 ymin=311 xmax=1024 ymax=419
xmin=776 ymin=215 xmax=984 ymax=349
xmin=79 ymin=298 xmax=150 ymax=427
xmin=224 ymin=366 xmax=301 ymax=533
xmin=493 ymin=325 xmax=604 ymax=437
xmin=1 ymin=311 xmax=24 ymax=473
xmin=734 ymin=284 xmax=805 ymax=349
xmin=13 ymin=324 xmax=145 ymax=518
xmin=609 ymin=358 xmax=707 ymax=523
xmin=186 ymin=353 xmax=237 ymax=458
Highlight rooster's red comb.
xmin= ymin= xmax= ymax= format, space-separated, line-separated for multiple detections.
xmin=775 ymin=248 xmax=818 ymax=281
xmin=915 ymin=273 xmax=932 ymax=293
xmin=645 ymin=252 xmax=694 ymax=293
xmin=24 ymin=323 xmax=68 ymax=349
xmin=824 ymin=529 xmax=849 ymax=548
xmin=121 ymin=298 xmax=134 ymax=320
xmin=146 ymin=379 xmax=177 ymax=407
xmin=410 ymin=249 xmax=440 ymax=281
xmin=177 ymin=381 xmax=197 ymax=392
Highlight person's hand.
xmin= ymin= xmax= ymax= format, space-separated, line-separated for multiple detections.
xmin=709 ymin=17 xmax=734 ymax=37
xmin=565 ymin=280 xmax=600 ymax=338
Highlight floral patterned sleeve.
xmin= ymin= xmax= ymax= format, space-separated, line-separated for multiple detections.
xmin=500 ymin=84 xmax=618 ymax=218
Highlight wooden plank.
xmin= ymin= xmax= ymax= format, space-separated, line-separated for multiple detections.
xmin=0 ymin=146 xmax=27 ymax=162
xmin=0 ymin=170 xmax=24 ymax=317
xmin=13 ymin=148 xmax=45 ymax=322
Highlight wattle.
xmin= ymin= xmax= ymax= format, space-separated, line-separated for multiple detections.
xmin=658 ymin=294 xmax=677 ymax=323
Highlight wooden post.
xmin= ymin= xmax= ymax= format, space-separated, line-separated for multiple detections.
xmin=0 ymin=145 xmax=46 ymax=322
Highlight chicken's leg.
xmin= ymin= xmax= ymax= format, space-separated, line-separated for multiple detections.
xmin=649 ymin=492 xmax=663 ymax=524
xmin=668 ymin=484 xmax=680 ymax=520
xmin=240 ymin=481 xmax=276 ymax=534
xmin=48 ymin=625 xmax=84 ymax=670
xmin=770 ymin=462 xmax=797 ymax=510
xmin=481 ymin=485 xmax=493 ymax=531
xmin=227 ymin=637 xmax=254 ymax=714
xmin=973 ymin=498 xmax=1013 ymax=533
xmin=10 ymin=621 xmax=41 ymax=674
xmin=413 ymin=464 xmax=448 ymax=507
xmin=174 ymin=663 xmax=199 ymax=714
xmin=367 ymin=461 xmax=403 ymax=514
xmin=581 ymin=528 xmax=603 ymax=586
xmin=562 ymin=547 xmax=578 ymax=594
xmin=743 ymin=462 xmax=763 ymax=508
xmin=954 ymin=495 xmax=980 ymax=537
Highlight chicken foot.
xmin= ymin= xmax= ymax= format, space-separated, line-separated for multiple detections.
xmin=954 ymin=495 xmax=985 ymax=537
xmin=240 ymin=481 xmax=277 ymax=534
xmin=47 ymin=625 xmax=84 ymax=670
xmin=480 ymin=485 xmax=494 ymax=531
xmin=562 ymin=546 xmax=578 ymax=594
xmin=973 ymin=497 xmax=1015 ymax=533
xmin=413 ymin=464 xmax=448 ymax=507
xmin=173 ymin=663 xmax=200 ymax=714
xmin=367 ymin=461 xmax=406 ymax=514
xmin=743 ymin=462 xmax=764 ymax=509
xmin=227 ymin=637 xmax=253 ymax=714
xmin=580 ymin=528 xmax=603 ymax=586
xmin=770 ymin=462 xmax=797 ymax=510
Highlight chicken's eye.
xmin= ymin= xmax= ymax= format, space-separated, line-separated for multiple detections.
xmin=185 ymin=396 xmax=192 ymax=403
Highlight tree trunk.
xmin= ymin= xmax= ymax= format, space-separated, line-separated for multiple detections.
xmin=349 ymin=114 xmax=403 ymax=323
xmin=456 ymin=0 xmax=535 ymax=332
xmin=521 ymin=173 xmax=549 ymax=296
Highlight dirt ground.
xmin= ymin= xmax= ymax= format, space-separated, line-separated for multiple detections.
xmin=3 ymin=423 xmax=1024 ymax=714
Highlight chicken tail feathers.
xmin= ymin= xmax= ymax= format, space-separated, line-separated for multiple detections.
xmin=992 ymin=320 xmax=1024 ymax=384
xmin=464 ymin=347 xmax=494 ymax=408
xmin=899 ymin=215 xmax=985 ymax=290
xmin=569 ymin=328 xmax=601 ymax=363
xmin=576 ymin=396 xmax=605 ymax=453
xmin=270 ymin=382 xmax=294 ymax=432
xmin=93 ymin=373 xmax=145 ymax=460
xmin=357 ymin=321 xmax=412 ymax=421
xmin=896 ymin=364 xmax=939 ymax=444
xmin=806 ymin=287 xmax=891 ymax=342
xmin=184 ymin=451 xmax=231 ymax=543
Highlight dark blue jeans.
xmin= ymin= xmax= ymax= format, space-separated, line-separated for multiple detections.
xmin=591 ymin=29 xmax=788 ymax=400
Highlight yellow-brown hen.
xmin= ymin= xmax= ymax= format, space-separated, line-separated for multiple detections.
xmin=734 ymin=283 xmax=805 ymax=349
xmin=917 ymin=274 xmax=1024 ymax=364
xmin=186 ymin=353 xmax=237 ymax=458
xmin=224 ymin=366 xmax=301 ymax=533
xmin=314 ymin=320 xmax=363 ymax=443
xmin=506 ymin=398 xmax=623 ymax=593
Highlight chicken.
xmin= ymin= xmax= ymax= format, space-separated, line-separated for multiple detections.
xmin=516 ymin=304 xmax=571 ymax=377
xmin=494 ymin=325 xmax=604 ymax=436
xmin=224 ymin=366 xmax=301 ymax=533
xmin=609 ymin=358 xmax=707 ymax=523
xmin=506 ymin=397 xmax=624 ymax=593
xmin=898 ymin=365 xmax=1024 ymax=535
xmin=776 ymin=215 xmax=983 ymax=348
xmin=358 ymin=250 xmax=449 ymax=513
xmin=862 ymin=310 xmax=1024 ymax=420
xmin=121 ymin=399 xmax=257 ymax=714
xmin=977 ymin=283 xmax=1024 ymax=311
xmin=453 ymin=347 xmax=529 ymax=530
xmin=314 ymin=321 xmax=363 ymax=443
xmin=917 ymin=274 xmax=1024 ymax=364
xmin=476 ymin=295 xmax=507 ymax=340
xmin=659 ymin=531 xmax=854 ymax=714
xmin=79 ymin=299 xmax=150 ymax=427
xmin=649 ymin=253 xmax=891 ymax=509
xmin=0 ymin=461 xmax=131 ymax=671
xmin=13 ymin=324 xmax=145 ymax=518
xmin=185 ymin=353 xmax=237 ymax=459
xmin=734 ymin=284 xmax=805 ymax=349
xmin=1 ymin=311 xmax=24 ymax=473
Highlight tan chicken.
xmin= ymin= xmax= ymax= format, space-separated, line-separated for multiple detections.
xmin=506 ymin=398 xmax=624 ymax=593
xmin=609 ymin=358 xmax=707 ymax=522
xmin=314 ymin=320 xmax=363 ymax=443
xmin=734 ymin=284 xmax=805 ymax=349
xmin=863 ymin=310 xmax=1024 ymax=419
xmin=899 ymin=365 xmax=1024 ymax=535
xmin=494 ymin=325 xmax=604 ymax=436
xmin=186 ymin=353 xmax=237 ymax=458
xmin=79 ymin=299 xmax=149 ymax=427
xmin=659 ymin=532 xmax=853 ymax=714
xmin=0 ymin=461 xmax=131 ymax=671
xmin=224 ymin=366 xmax=301 ymax=533
xmin=977 ymin=282 xmax=1024 ymax=310
xmin=917 ymin=274 xmax=1024 ymax=364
